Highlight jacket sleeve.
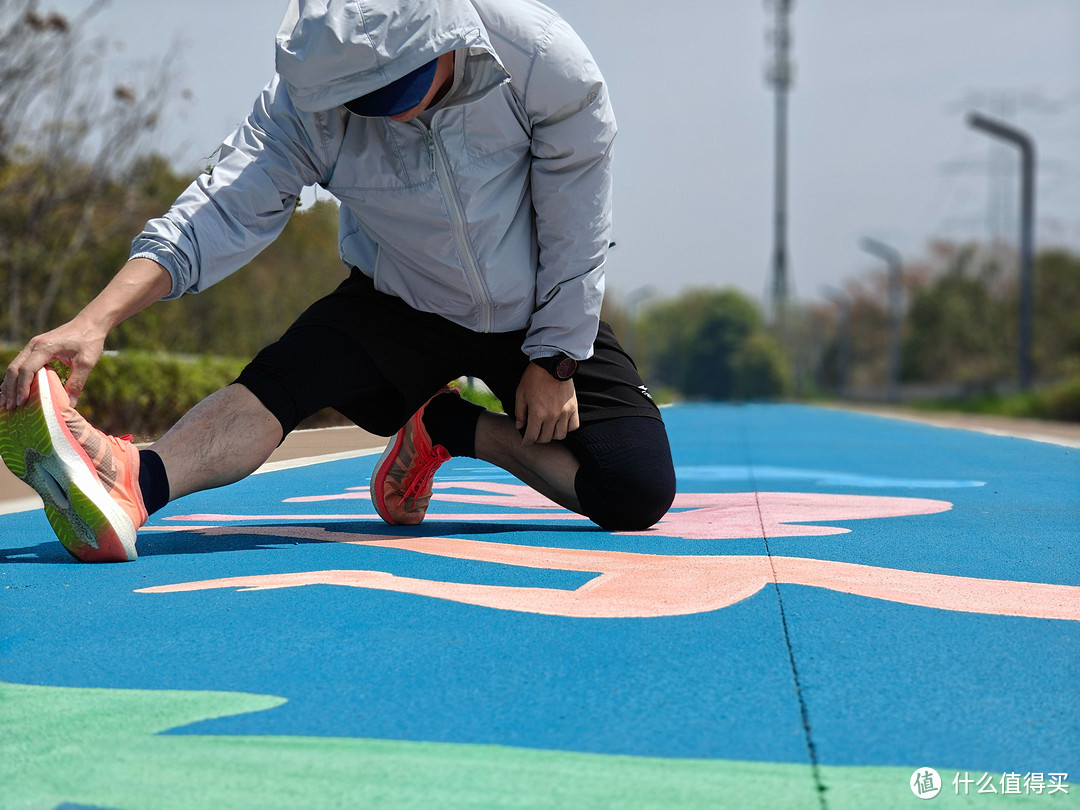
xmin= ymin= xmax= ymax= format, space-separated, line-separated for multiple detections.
xmin=130 ymin=76 xmax=328 ymax=300
xmin=522 ymin=17 xmax=616 ymax=362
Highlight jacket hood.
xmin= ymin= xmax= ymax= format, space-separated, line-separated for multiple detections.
xmin=276 ymin=0 xmax=497 ymax=112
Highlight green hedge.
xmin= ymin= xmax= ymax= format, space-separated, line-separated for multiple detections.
xmin=911 ymin=376 xmax=1080 ymax=423
xmin=1036 ymin=377 xmax=1080 ymax=422
xmin=0 ymin=350 xmax=514 ymax=442
xmin=0 ymin=349 xmax=247 ymax=441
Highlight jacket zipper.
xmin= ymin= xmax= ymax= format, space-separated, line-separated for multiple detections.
xmin=422 ymin=125 xmax=494 ymax=333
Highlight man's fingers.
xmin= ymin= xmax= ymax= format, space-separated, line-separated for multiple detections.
xmin=5 ymin=337 xmax=55 ymax=408
xmin=537 ymin=418 xmax=556 ymax=445
xmin=515 ymin=387 xmax=528 ymax=430
xmin=63 ymin=361 xmax=94 ymax=407
xmin=524 ymin=412 xmax=566 ymax=446
xmin=0 ymin=367 xmax=12 ymax=410
xmin=521 ymin=416 xmax=541 ymax=446
xmin=552 ymin=413 xmax=570 ymax=442
xmin=522 ymin=402 xmax=580 ymax=446
xmin=14 ymin=365 xmax=39 ymax=409
xmin=514 ymin=365 xmax=579 ymax=446
xmin=522 ymin=408 xmax=558 ymax=446
xmin=1 ymin=368 xmax=22 ymax=410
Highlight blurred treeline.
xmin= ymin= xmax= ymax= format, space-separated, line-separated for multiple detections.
xmin=602 ymin=289 xmax=790 ymax=403
xmin=0 ymin=0 xmax=350 ymax=359
xmin=0 ymin=152 xmax=349 ymax=357
xmin=800 ymin=243 xmax=1080 ymax=418
xmin=605 ymin=242 xmax=1080 ymax=420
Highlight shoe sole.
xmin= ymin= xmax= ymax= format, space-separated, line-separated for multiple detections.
xmin=0 ymin=368 xmax=137 ymax=562
xmin=369 ymin=430 xmax=406 ymax=526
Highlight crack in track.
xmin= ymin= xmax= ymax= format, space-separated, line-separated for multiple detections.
xmin=742 ymin=416 xmax=829 ymax=809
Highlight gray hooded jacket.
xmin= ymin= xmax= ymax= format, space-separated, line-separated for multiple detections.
xmin=131 ymin=0 xmax=616 ymax=362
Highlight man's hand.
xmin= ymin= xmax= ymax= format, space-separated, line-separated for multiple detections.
xmin=1 ymin=319 xmax=107 ymax=410
xmin=1 ymin=258 xmax=172 ymax=411
xmin=515 ymin=361 xmax=580 ymax=446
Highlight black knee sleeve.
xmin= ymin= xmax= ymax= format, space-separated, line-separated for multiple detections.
xmin=569 ymin=417 xmax=677 ymax=532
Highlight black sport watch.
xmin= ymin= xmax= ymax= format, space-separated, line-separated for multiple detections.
xmin=532 ymin=353 xmax=578 ymax=381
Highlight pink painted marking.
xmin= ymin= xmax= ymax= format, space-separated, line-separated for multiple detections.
xmin=143 ymin=484 xmax=1072 ymax=621
xmin=166 ymin=483 xmax=952 ymax=539
xmin=136 ymin=526 xmax=1080 ymax=622
xmin=645 ymin=491 xmax=952 ymax=539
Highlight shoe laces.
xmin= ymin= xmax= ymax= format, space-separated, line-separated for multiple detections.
xmin=401 ymin=443 xmax=451 ymax=502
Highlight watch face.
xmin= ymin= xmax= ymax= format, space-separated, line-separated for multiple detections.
xmin=555 ymin=356 xmax=578 ymax=380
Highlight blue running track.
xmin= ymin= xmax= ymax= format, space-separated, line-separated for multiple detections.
xmin=1 ymin=404 xmax=1078 ymax=808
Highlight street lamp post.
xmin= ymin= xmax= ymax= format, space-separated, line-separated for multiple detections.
xmin=967 ymin=113 xmax=1036 ymax=391
xmin=860 ymin=238 xmax=903 ymax=402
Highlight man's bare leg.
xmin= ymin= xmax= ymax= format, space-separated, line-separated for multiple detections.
xmin=151 ymin=390 xmax=581 ymax=518
xmin=473 ymin=411 xmax=581 ymax=513
xmin=149 ymin=384 xmax=283 ymax=500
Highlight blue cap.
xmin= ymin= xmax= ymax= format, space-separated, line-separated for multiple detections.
xmin=343 ymin=58 xmax=439 ymax=117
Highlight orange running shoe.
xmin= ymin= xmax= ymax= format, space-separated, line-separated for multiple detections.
xmin=0 ymin=367 xmax=147 ymax=562
xmin=370 ymin=387 xmax=457 ymax=525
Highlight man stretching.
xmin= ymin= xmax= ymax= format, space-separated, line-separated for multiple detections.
xmin=0 ymin=0 xmax=675 ymax=562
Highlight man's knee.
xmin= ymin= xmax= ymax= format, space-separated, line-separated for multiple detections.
xmin=581 ymin=468 xmax=675 ymax=531
xmin=574 ymin=442 xmax=677 ymax=532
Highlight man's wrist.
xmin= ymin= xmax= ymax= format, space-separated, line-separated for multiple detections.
xmin=531 ymin=353 xmax=578 ymax=381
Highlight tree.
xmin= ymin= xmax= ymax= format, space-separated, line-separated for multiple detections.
xmin=1033 ymin=250 xmax=1080 ymax=378
xmin=111 ymin=197 xmax=349 ymax=359
xmin=731 ymin=331 xmax=791 ymax=399
xmin=637 ymin=288 xmax=790 ymax=400
xmin=0 ymin=0 xmax=181 ymax=343
xmin=901 ymin=245 xmax=1013 ymax=385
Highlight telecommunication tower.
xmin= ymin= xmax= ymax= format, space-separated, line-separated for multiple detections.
xmin=765 ymin=0 xmax=794 ymax=325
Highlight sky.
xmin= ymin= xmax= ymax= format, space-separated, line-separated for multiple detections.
xmin=48 ymin=0 xmax=1080 ymax=307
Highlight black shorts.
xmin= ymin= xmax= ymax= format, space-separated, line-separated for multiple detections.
xmin=235 ymin=268 xmax=661 ymax=438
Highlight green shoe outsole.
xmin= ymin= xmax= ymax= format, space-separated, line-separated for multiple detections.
xmin=0 ymin=369 xmax=137 ymax=562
